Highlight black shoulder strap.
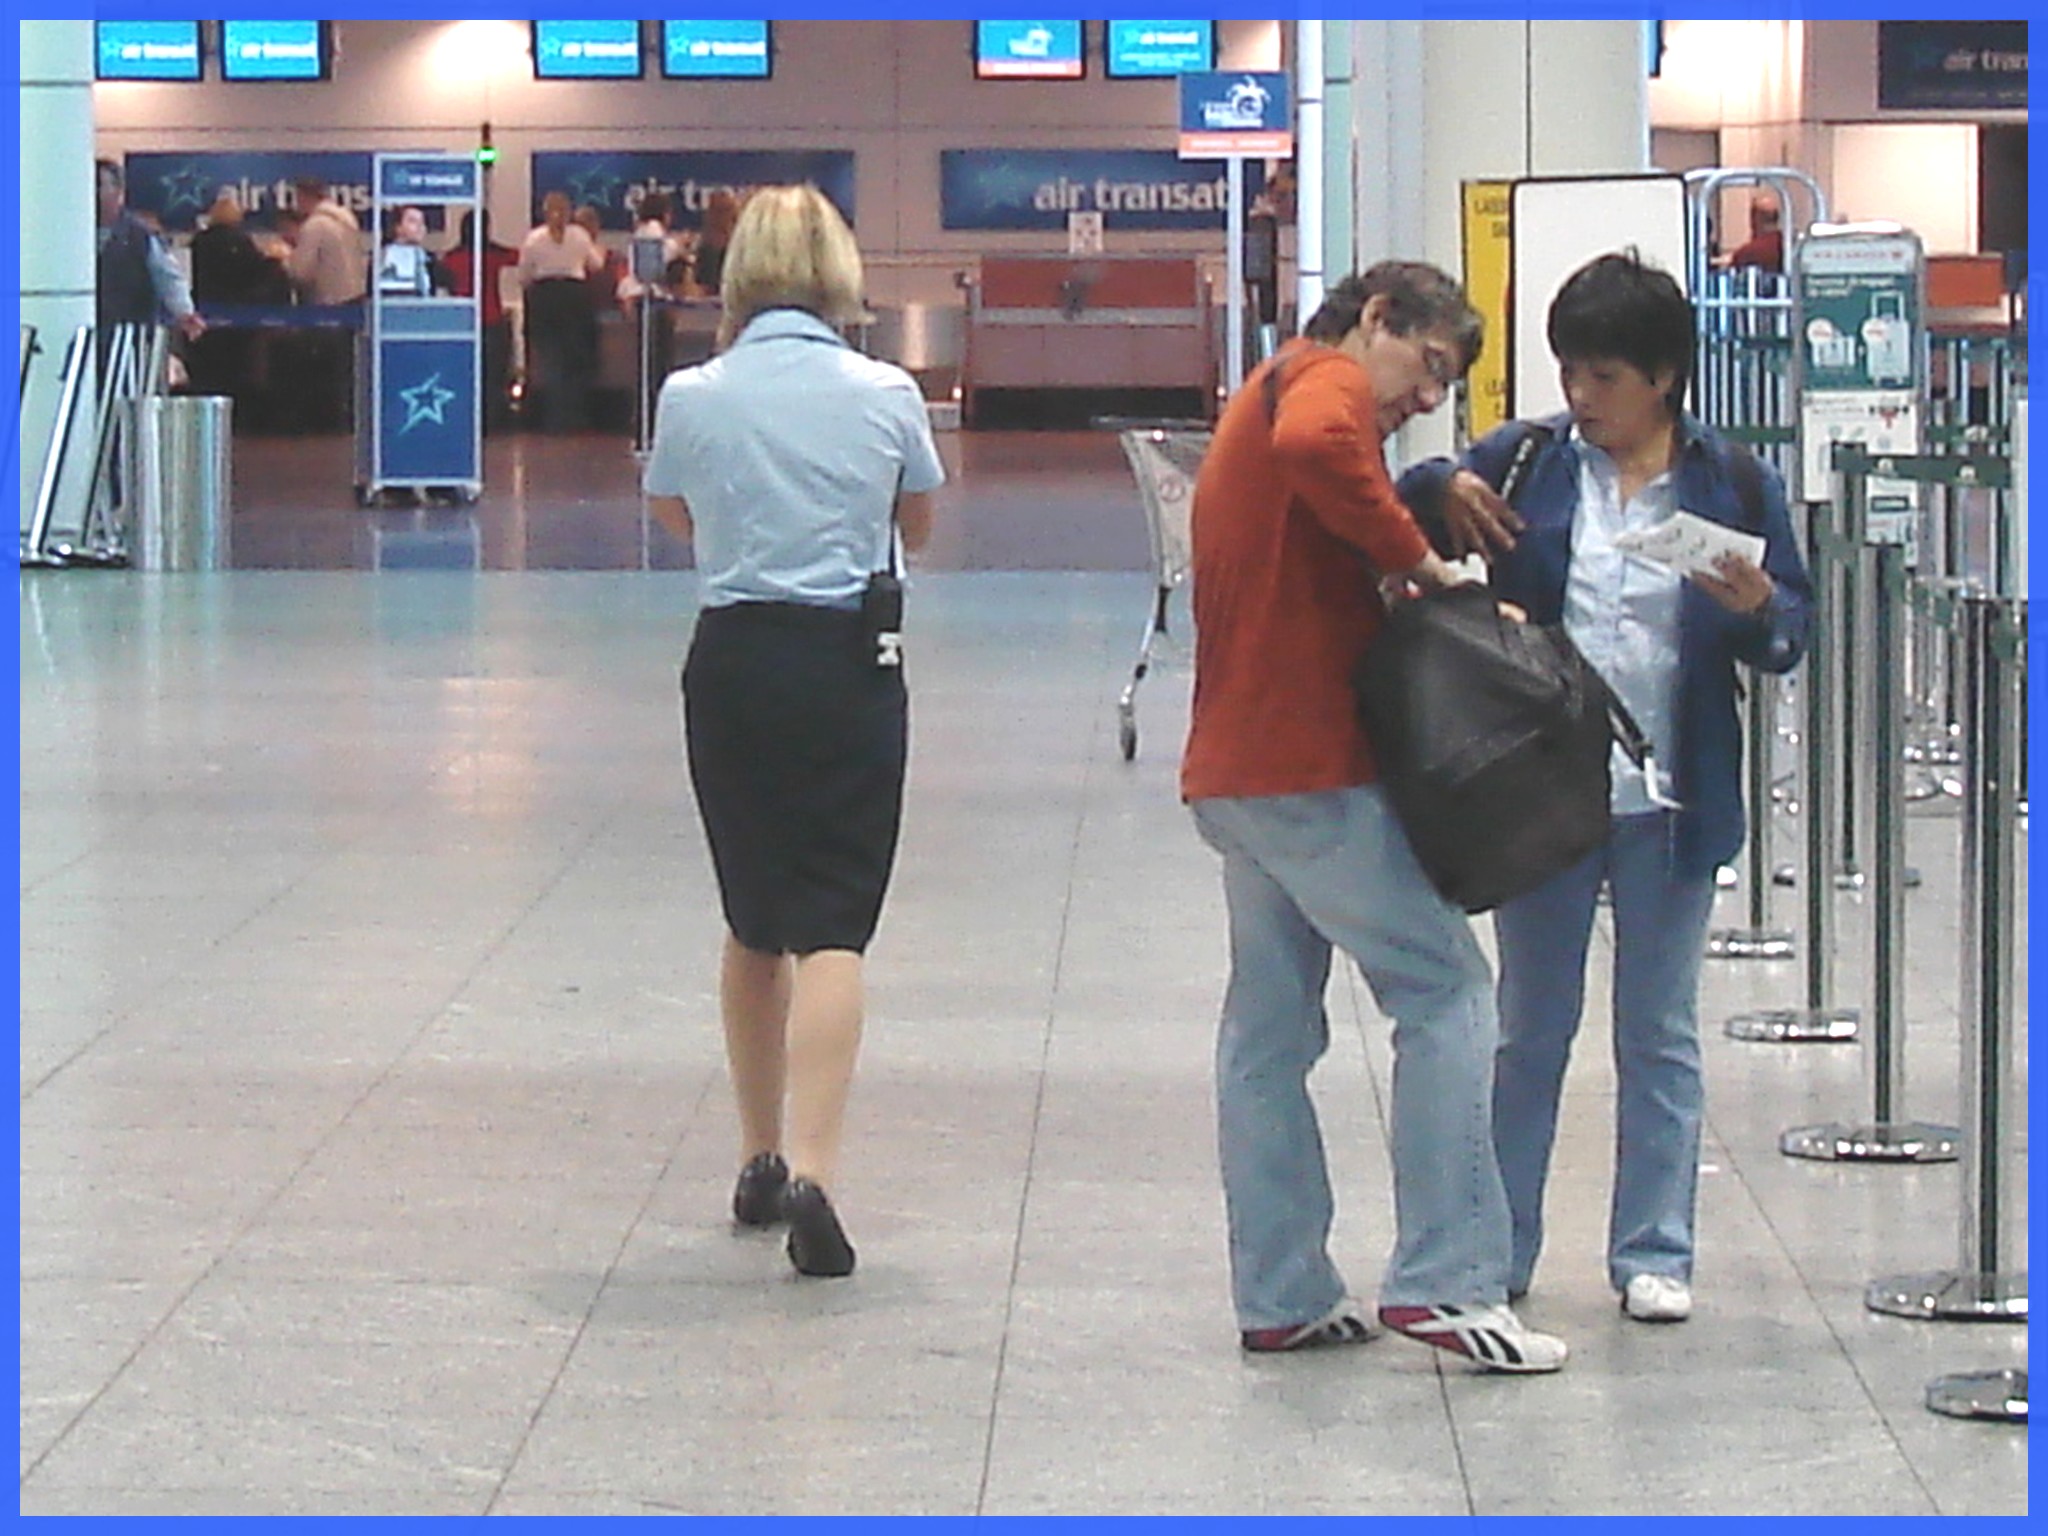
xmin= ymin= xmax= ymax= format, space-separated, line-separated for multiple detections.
xmin=1494 ymin=421 xmax=1553 ymax=505
xmin=1260 ymin=345 xmax=1292 ymax=424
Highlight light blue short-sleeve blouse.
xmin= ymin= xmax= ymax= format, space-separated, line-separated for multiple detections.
xmin=642 ymin=308 xmax=947 ymax=610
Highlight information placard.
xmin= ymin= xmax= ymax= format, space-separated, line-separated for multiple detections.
xmin=1795 ymin=227 xmax=1927 ymax=520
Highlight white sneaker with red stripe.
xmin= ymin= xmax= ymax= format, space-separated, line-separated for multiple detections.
xmin=1240 ymin=1298 xmax=1381 ymax=1353
xmin=1376 ymin=1302 xmax=1568 ymax=1373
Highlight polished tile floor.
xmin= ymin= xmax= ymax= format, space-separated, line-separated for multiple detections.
xmin=17 ymin=431 xmax=2028 ymax=1514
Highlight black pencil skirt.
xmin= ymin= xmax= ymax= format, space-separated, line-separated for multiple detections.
xmin=681 ymin=601 xmax=908 ymax=956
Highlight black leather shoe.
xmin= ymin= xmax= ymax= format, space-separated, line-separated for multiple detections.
xmin=732 ymin=1152 xmax=789 ymax=1228
xmin=783 ymin=1177 xmax=856 ymax=1278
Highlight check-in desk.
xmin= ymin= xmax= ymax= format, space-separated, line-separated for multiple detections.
xmin=961 ymin=256 xmax=1215 ymax=426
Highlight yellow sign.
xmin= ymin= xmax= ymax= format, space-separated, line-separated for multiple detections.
xmin=1460 ymin=179 xmax=1512 ymax=442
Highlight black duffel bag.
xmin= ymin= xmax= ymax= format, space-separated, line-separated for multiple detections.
xmin=1354 ymin=582 xmax=1651 ymax=914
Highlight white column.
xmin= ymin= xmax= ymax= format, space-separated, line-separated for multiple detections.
xmin=1316 ymin=20 xmax=1352 ymax=317
xmin=1349 ymin=19 xmax=1426 ymax=272
xmin=1292 ymin=19 xmax=1325 ymax=326
xmin=1343 ymin=18 xmax=1649 ymax=463
xmin=19 ymin=21 xmax=97 ymax=537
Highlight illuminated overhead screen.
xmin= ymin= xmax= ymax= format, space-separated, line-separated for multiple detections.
xmin=96 ymin=21 xmax=203 ymax=83
xmin=974 ymin=21 xmax=1083 ymax=80
xmin=531 ymin=20 xmax=644 ymax=80
xmin=1105 ymin=20 xmax=1214 ymax=78
xmin=661 ymin=20 xmax=772 ymax=79
xmin=221 ymin=20 xmax=331 ymax=83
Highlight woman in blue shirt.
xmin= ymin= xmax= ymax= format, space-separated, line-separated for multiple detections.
xmin=644 ymin=185 xmax=946 ymax=1278
xmin=1398 ymin=252 xmax=1812 ymax=1324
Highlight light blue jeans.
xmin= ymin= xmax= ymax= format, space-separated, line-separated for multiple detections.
xmin=1191 ymin=787 xmax=1513 ymax=1329
xmin=1490 ymin=811 xmax=1717 ymax=1295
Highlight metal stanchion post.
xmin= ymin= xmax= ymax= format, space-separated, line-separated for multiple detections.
xmin=1708 ymin=671 xmax=1794 ymax=958
xmin=1728 ymin=493 xmax=1856 ymax=1042
xmin=1869 ymin=592 xmax=2027 ymax=1317
xmin=1781 ymin=531 xmax=1958 ymax=1160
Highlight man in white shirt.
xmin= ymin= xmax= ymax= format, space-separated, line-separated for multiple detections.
xmin=517 ymin=190 xmax=606 ymax=432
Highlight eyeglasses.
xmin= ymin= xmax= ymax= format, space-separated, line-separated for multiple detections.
xmin=1418 ymin=340 xmax=1462 ymax=390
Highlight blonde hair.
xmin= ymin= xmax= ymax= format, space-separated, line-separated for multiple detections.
xmin=717 ymin=184 xmax=865 ymax=349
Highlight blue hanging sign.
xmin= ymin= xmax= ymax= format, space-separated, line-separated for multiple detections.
xmin=1878 ymin=21 xmax=2027 ymax=111
xmin=123 ymin=150 xmax=375 ymax=232
xmin=940 ymin=148 xmax=1259 ymax=232
xmin=528 ymin=150 xmax=855 ymax=232
xmin=1177 ymin=71 xmax=1292 ymax=159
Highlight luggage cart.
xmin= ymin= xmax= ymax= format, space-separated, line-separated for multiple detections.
xmin=1115 ymin=423 xmax=1209 ymax=761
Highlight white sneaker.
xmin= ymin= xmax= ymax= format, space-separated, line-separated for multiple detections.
xmin=1377 ymin=1302 xmax=1568 ymax=1374
xmin=1622 ymin=1274 xmax=1693 ymax=1322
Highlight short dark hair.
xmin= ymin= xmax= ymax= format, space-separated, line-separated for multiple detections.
xmin=637 ymin=190 xmax=672 ymax=227
xmin=95 ymin=158 xmax=122 ymax=188
xmin=1546 ymin=250 xmax=1694 ymax=414
xmin=1302 ymin=261 xmax=1483 ymax=373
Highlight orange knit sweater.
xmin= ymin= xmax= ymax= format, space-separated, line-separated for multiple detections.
xmin=1180 ymin=341 xmax=1432 ymax=801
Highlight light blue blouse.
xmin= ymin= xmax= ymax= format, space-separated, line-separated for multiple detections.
xmin=1564 ymin=431 xmax=1684 ymax=817
xmin=643 ymin=309 xmax=947 ymax=609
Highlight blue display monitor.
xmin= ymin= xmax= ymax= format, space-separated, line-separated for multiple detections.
xmin=1105 ymin=20 xmax=1214 ymax=78
xmin=974 ymin=21 xmax=1084 ymax=80
xmin=95 ymin=21 xmax=202 ymax=82
xmin=661 ymin=20 xmax=772 ymax=79
xmin=531 ymin=20 xmax=644 ymax=80
xmin=220 ymin=20 xmax=331 ymax=82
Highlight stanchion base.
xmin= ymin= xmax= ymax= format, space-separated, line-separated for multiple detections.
xmin=1780 ymin=1121 xmax=1960 ymax=1161
xmin=1706 ymin=928 xmax=1796 ymax=961
xmin=1927 ymin=1368 xmax=2027 ymax=1423
xmin=1725 ymin=1007 xmax=1859 ymax=1043
xmin=1769 ymin=864 xmax=1921 ymax=890
xmin=1866 ymin=1270 xmax=2028 ymax=1322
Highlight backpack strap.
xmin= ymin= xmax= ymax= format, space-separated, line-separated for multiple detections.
xmin=1493 ymin=420 xmax=1554 ymax=505
xmin=1260 ymin=342 xmax=1293 ymax=425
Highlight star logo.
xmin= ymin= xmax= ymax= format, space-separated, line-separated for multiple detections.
xmin=566 ymin=166 xmax=624 ymax=216
xmin=398 ymin=372 xmax=457 ymax=434
xmin=161 ymin=163 xmax=218 ymax=217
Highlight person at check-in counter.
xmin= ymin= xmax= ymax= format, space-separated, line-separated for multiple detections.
xmin=95 ymin=158 xmax=204 ymax=343
xmin=517 ymin=190 xmax=605 ymax=431
xmin=283 ymin=174 xmax=366 ymax=306
xmin=377 ymin=205 xmax=453 ymax=297
xmin=279 ymin=174 xmax=365 ymax=432
xmin=444 ymin=209 xmax=520 ymax=433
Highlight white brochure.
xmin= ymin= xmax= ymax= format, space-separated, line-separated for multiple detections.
xmin=1613 ymin=511 xmax=1765 ymax=580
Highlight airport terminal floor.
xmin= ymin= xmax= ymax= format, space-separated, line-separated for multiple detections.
xmin=17 ymin=429 xmax=2028 ymax=1515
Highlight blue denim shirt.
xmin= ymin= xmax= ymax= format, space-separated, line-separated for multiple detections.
xmin=1397 ymin=414 xmax=1813 ymax=876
